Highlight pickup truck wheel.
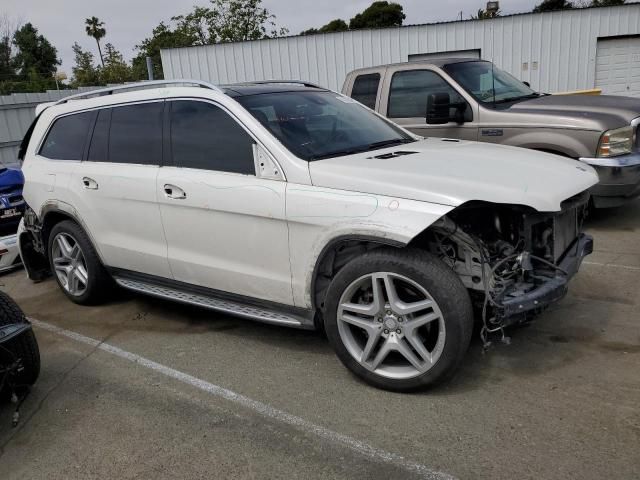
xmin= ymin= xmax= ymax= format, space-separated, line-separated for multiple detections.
xmin=323 ymin=248 xmax=473 ymax=392
xmin=47 ymin=220 xmax=112 ymax=305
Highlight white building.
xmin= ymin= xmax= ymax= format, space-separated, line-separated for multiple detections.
xmin=161 ymin=4 xmax=640 ymax=96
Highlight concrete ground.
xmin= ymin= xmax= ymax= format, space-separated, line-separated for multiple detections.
xmin=0 ymin=202 xmax=638 ymax=480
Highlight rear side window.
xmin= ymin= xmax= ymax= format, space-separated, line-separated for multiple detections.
xmin=39 ymin=111 xmax=95 ymax=160
xmin=170 ymin=101 xmax=255 ymax=175
xmin=350 ymin=73 xmax=380 ymax=109
xmin=109 ymin=102 xmax=163 ymax=165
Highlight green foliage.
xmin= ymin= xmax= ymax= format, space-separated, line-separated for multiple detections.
xmin=349 ymin=1 xmax=405 ymax=29
xmin=131 ymin=21 xmax=200 ymax=80
xmin=0 ymin=36 xmax=12 ymax=80
xmin=301 ymin=2 xmax=404 ymax=35
xmin=301 ymin=19 xmax=348 ymax=35
xmin=85 ymin=16 xmax=106 ymax=66
xmin=70 ymin=42 xmax=100 ymax=87
xmin=132 ymin=0 xmax=287 ymax=79
xmin=533 ymin=0 xmax=574 ymax=12
xmin=101 ymin=43 xmax=132 ymax=84
xmin=590 ymin=0 xmax=625 ymax=6
xmin=12 ymin=23 xmax=60 ymax=79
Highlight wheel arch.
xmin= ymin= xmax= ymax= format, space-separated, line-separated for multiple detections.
xmin=310 ymin=235 xmax=405 ymax=314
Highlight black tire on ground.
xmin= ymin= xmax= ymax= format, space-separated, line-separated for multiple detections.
xmin=47 ymin=220 xmax=113 ymax=305
xmin=323 ymin=248 xmax=474 ymax=392
xmin=0 ymin=291 xmax=40 ymax=390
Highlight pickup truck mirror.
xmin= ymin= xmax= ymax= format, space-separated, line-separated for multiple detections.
xmin=426 ymin=93 xmax=468 ymax=125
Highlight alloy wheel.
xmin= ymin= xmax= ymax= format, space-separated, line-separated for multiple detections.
xmin=51 ymin=232 xmax=89 ymax=297
xmin=337 ymin=272 xmax=446 ymax=380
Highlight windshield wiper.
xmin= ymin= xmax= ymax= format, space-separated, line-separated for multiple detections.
xmin=365 ymin=138 xmax=414 ymax=150
xmin=309 ymin=138 xmax=414 ymax=160
xmin=493 ymin=92 xmax=543 ymax=104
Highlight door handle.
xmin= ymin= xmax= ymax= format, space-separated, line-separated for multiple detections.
xmin=82 ymin=177 xmax=99 ymax=190
xmin=163 ymin=184 xmax=187 ymax=199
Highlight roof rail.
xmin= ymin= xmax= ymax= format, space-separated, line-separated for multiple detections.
xmin=53 ymin=79 xmax=224 ymax=105
xmin=233 ymin=80 xmax=324 ymax=89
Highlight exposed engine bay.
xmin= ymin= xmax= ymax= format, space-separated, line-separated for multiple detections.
xmin=422 ymin=192 xmax=592 ymax=345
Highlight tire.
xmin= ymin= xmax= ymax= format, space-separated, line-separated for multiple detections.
xmin=323 ymin=248 xmax=473 ymax=392
xmin=47 ymin=220 xmax=113 ymax=305
xmin=0 ymin=291 xmax=40 ymax=391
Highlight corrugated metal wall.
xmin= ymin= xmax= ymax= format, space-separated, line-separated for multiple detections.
xmin=161 ymin=4 xmax=640 ymax=93
xmin=0 ymin=87 xmax=102 ymax=167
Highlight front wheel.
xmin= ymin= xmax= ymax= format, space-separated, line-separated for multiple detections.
xmin=323 ymin=249 xmax=473 ymax=392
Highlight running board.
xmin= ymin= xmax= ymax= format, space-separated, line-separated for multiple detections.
xmin=113 ymin=276 xmax=313 ymax=329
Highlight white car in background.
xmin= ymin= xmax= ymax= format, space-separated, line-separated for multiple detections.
xmin=16 ymin=80 xmax=597 ymax=391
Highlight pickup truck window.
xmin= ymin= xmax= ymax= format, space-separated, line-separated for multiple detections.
xmin=237 ymin=91 xmax=414 ymax=161
xmin=351 ymin=73 xmax=380 ymax=109
xmin=388 ymin=70 xmax=466 ymax=119
xmin=443 ymin=61 xmax=537 ymax=104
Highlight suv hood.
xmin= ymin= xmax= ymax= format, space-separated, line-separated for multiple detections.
xmin=507 ymin=94 xmax=640 ymax=130
xmin=308 ymin=138 xmax=598 ymax=212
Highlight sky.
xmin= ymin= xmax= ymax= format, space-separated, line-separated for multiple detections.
xmin=3 ymin=0 xmax=542 ymax=74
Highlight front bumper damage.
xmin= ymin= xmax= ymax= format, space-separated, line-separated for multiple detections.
xmin=500 ymin=234 xmax=593 ymax=318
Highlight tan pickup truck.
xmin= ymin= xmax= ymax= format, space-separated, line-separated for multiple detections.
xmin=342 ymin=58 xmax=640 ymax=208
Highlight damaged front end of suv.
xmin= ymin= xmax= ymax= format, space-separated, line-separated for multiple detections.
xmin=417 ymin=191 xmax=593 ymax=344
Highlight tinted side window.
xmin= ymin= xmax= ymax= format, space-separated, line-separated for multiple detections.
xmin=87 ymin=108 xmax=111 ymax=162
xmin=170 ymin=101 xmax=255 ymax=175
xmin=39 ymin=111 xmax=95 ymax=160
xmin=109 ymin=102 xmax=163 ymax=165
xmin=388 ymin=70 xmax=466 ymax=118
xmin=351 ymin=73 xmax=380 ymax=109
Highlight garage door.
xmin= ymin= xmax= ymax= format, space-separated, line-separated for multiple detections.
xmin=408 ymin=49 xmax=481 ymax=62
xmin=595 ymin=36 xmax=640 ymax=97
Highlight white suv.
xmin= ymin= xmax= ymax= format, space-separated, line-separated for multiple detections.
xmin=18 ymin=80 xmax=597 ymax=391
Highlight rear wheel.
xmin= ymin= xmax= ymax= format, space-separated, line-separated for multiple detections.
xmin=323 ymin=248 xmax=473 ymax=392
xmin=47 ymin=220 xmax=112 ymax=304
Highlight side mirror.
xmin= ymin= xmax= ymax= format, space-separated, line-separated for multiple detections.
xmin=426 ymin=92 xmax=452 ymax=125
xmin=523 ymin=81 xmax=531 ymax=87
xmin=426 ymin=92 xmax=468 ymax=125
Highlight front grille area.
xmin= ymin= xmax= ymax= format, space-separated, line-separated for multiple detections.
xmin=553 ymin=207 xmax=579 ymax=262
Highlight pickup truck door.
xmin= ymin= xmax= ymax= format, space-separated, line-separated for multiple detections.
xmin=379 ymin=66 xmax=478 ymax=141
xmin=156 ymin=99 xmax=293 ymax=305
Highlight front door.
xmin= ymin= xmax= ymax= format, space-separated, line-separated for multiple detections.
xmin=382 ymin=68 xmax=477 ymax=141
xmin=157 ymin=99 xmax=293 ymax=305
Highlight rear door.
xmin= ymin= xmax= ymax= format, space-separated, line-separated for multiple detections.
xmin=380 ymin=67 xmax=478 ymax=140
xmin=69 ymin=101 xmax=172 ymax=278
xmin=157 ymin=99 xmax=292 ymax=304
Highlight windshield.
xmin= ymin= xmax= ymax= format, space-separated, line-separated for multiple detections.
xmin=444 ymin=61 xmax=538 ymax=104
xmin=236 ymin=91 xmax=415 ymax=161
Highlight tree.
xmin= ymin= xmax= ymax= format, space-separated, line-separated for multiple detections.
xmin=301 ymin=19 xmax=348 ymax=35
xmin=533 ymin=0 xmax=574 ymax=12
xmin=70 ymin=42 xmax=100 ymax=86
xmin=472 ymin=7 xmax=501 ymax=19
xmin=349 ymin=1 xmax=405 ymax=29
xmin=12 ymin=23 xmax=59 ymax=79
xmin=209 ymin=0 xmax=289 ymax=42
xmin=590 ymin=0 xmax=625 ymax=5
xmin=101 ymin=43 xmax=132 ymax=83
xmin=0 ymin=36 xmax=12 ymax=80
xmin=85 ymin=16 xmax=106 ymax=66
xmin=131 ymin=21 xmax=199 ymax=80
